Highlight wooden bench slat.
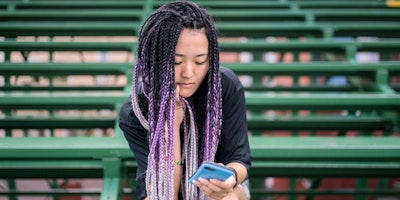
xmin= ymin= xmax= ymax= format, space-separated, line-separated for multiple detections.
xmin=1 ymin=85 xmax=126 ymax=92
xmin=2 ymin=136 xmax=399 ymax=159
xmin=2 ymin=22 xmax=400 ymax=38
xmin=245 ymin=92 xmax=400 ymax=110
xmin=0 ymin=1 xmax=144 ymax=8
xmin=219 ymin=39 xmax=400 ymax=52
xmin=249 ymin=136 xmax=400 ymax=160
xmin=0 ymin=41 xmax=135 ymax=51
xmin=0 ymin=62 xmax=131 ymax=75
xmin=0 ymin=116 xmax=116 ymax=129
xmin=155 ymin=1 xmax=290 ymax=9
xmin=0 ymin=189 xmax=101 ymax=196
xmin=0 ymin=22 xmax=140 ymax=37
xmin=215 ymin=22 xmax=400 ymax=38
xmin=0 ymin=92 xmax=127 ymax=109
xmin=223 ymin=61 xmax=400 ymax=74
xmin=293 ymin=1 xmax=387 ymax=9
xmin=0 ymin=9 xmax=144 ymax=17
xmin=0 ymin=137 xmax=130 ymax=159
xmin=2 ymin=92 xmax=399 ymax=109
xmin=250 ymin=161 xmax=400 ymax=177
xmin=247 ymin=115 xmax=395 ymax=131
xmin=1 ymin=39 xmax=399 ymax=54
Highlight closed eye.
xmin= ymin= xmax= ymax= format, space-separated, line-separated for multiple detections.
xmin=195 ymin=58 xmax=208 ymax=65
xmin=195 ymin=61 xmax=206 ymax=65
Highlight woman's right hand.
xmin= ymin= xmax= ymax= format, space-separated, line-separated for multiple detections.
xmin=174 ymin=85 xmax=185 ymax=128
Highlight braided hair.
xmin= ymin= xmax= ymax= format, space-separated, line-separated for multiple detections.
xmin=131 ymin=1 xmax=222 ymax=199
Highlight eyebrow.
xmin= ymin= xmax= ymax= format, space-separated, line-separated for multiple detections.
xmin=175 ymin=53 xmax=208 ymax=58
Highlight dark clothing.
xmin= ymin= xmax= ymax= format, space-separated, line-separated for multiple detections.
xmin=119 ymin=67 xmax=252 ymax=200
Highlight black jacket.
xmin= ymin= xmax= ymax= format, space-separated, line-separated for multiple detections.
xmin=119 ymin=67 xmax=252 ymax=199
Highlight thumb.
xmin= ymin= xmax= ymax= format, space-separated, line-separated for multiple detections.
xmin=175 ymin=85 xmax=180 ymax=103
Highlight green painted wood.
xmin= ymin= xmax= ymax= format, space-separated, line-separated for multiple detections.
xmin=0 ymin=92 xmax=128 ymax=109
xmin=0 ymin=62 xmax=131 ymax=76
xmin=1 ymin=136 xmax=400 ymax=198
xmin=247 ymin=115 xmax=396 ymax=131
xmin=245 ymin=92 xmax=400 ymax=110
xmin=1 ymin=40 xmax=399 ymax=60
xmin=0 ymin=116 xmax=116 ymax=129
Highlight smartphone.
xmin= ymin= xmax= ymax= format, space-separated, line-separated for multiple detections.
xmin=188 ymin=161 xmax=235 ymax=184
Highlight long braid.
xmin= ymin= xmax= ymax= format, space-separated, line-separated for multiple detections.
xmin=131 ymin=1 xmax=222 ymax=199
xmin=206 ymin=16 xmax=222 ymax=163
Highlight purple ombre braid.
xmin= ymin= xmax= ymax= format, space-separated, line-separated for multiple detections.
xmin=131 ymin=1 xmax=222 ymax=199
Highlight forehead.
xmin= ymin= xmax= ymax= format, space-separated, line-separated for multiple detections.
xmin=175 ymin=28 xmax=208 ymax=55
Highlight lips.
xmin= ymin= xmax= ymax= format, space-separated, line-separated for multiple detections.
xmin=178 ymin=83 xmax=194 ymax=89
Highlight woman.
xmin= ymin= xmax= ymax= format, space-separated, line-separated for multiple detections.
xmin=119 ymin=1 xmax=251 ymax=199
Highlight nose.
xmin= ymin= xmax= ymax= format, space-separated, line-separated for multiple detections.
xmin=181 ymin=62 xmax=194 ymax=78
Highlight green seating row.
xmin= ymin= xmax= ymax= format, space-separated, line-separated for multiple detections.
xmin=172 ymin=0 xmax=393 ymax=10
xmin=248 ymin=136 xmax=400 ymax=199
xmin=0 ymin=40 xmax=135 ymax=52
xmin=245 ymin=92 xmax=400 ymax=110
xmin=1 ymin=60 xmax=398 ymax=133
xmin=0 ymin=136 xmax=130 ymax=200
xmin=4 ymin=9 xmax=398 ymax=23
xmin=224 ymin=61 xmax=400 ymax=93
xmin=210 ymin=9 xmax=400 ymax=23
xmin=1 ymin=50 xmax=398 ymax=133
xmin=0 ymin=21 xmax=140 ymax=37
xmin=289 ymin=1 xmax=395 ymax=9
xmin=1 ymin=136 xmax=400 ymax=199
xmin=0 ymin=92 xmax=126 ymax=134
xmin=2 ymin=39 xmax=399 ymax=61
xmin=247 ymin=115 xmax=397 ymax=132
xmin=3 ymin=60 xmax=398 ymax=98
xmin=2 ymin=20 xmax=399 ymax=39
xmin=2 ymin=61 xmax=399 ymax=93
xmin=219 ymin=39 xmax=400 ymax=61
xmin=1 ymin=91 xmax=399 ymax=133
xmin=1 ymin=62 xmax=131 ymax=92
xmin=216 ymin=21 xmax=400 ymax=38
xmin=0 ymin=92 xmax=126 ymax=110
xmin=245 ymin=92 xmax=400 ymax=134
xmin=3 ymin=0 xmax=394 ymax=10
xmin=2 ymin=1 xmax=399 ymax=39
xmin=0 ymin=116 xmax=116 ymax=130
xmin=1 ymin=1 xmax=145 ymax=10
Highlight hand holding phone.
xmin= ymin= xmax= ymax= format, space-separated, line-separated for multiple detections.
xmin=188 ymin=162 xmax=235 ymax=184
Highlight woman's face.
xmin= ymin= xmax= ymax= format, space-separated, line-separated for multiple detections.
xmin=174 ymin=28 xmax=209 ymax=98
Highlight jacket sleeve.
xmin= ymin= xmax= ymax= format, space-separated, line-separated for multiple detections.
xmin=216 ymin=68 xmax=252 ymax=171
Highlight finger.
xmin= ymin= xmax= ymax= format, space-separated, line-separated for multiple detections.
xmin=175 ymin=85 xmax=181 ymax=105
xmin=193 ymin=180 xmax=211 ymax=195
xmin=210 ymin=176 xmax=235 ymax=190
xmin=195 ymin=179 xmax=229 ymax=200
xmin=199 ymin=178 xmax=225 ymax=193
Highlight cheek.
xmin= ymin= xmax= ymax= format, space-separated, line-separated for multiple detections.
xmin=200 ymin=66 xmax=210 ymax=79
xmin=174 ymin=68 xmax=180 ymax=83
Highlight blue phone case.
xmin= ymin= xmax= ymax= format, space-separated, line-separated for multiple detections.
xmin=188 ymin=161 xmax=235 ymax=184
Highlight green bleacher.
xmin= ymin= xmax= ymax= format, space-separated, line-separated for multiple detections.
xmin=1 ymin=0 xmax=400 ymax=199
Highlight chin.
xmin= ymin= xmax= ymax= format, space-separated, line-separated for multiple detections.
xmin=180 ymin=91 xmax=194 ymax=98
